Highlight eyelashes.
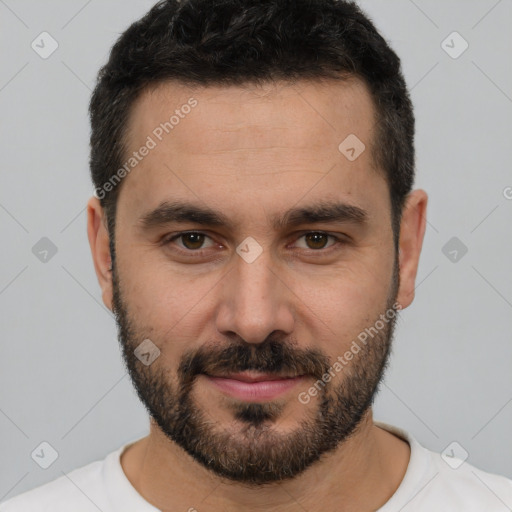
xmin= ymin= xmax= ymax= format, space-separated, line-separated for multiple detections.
xmin=162 ymin=230 xmax=346 ymax=258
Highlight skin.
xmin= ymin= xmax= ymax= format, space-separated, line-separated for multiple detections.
xmin=87 ymin=77 xmax=427 ymax=511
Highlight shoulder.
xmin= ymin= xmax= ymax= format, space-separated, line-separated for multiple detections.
xmin=0 ymin=453 xmax=114 ymax=512
xmin=425 ymin=449 xmax=512 ymax=510
xmin=376 ymin=422 xmax=512 ymax=511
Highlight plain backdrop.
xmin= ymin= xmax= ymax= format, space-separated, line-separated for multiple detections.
xmin=1 ymin=0 xmax=511 ymax=501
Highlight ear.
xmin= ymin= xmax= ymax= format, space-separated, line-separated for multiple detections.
xmin=87 ymin=196 xmax=114 ymax=312
xmin=395 ymin=189 xmax=428 ymax=309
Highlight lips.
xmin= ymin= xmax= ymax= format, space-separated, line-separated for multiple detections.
xmin=207 ymin=371 xmax=299 ymax=383
xmin=203 ymin=371 xmax=307 ymax=401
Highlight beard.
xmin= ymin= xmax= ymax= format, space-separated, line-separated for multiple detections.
xmin=111 ymin=258 xmax=399 ymax=486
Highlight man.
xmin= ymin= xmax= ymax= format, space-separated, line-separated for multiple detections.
xmin=2 ymin=0 xmax=511 ymax=510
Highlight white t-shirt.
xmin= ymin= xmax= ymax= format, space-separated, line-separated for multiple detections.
xmin=2 ymin=422 xmax=511 ymax=511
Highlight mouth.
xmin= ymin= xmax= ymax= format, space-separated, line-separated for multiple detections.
xmin=203 ymin=371 xmax=308 ymax=401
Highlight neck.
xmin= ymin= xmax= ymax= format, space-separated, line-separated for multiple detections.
xmin=121 ymin=410 xmax=411 ymax=512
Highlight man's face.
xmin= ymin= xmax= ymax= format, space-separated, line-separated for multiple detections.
xmin=110 ymin=79 xmax=399 ymax=484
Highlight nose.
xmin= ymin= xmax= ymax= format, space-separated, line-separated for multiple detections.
xmin=214 ymin=247 xmax=295 ymax=344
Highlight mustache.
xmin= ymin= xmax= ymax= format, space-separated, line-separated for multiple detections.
xmin=177 ymin=338 xmax=331 ymax=385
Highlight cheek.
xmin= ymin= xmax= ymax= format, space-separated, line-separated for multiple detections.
xmin=294 ymin=263 xmax=393 ymax=353
xmin=117 ymin=251 xmax=219 ymax=346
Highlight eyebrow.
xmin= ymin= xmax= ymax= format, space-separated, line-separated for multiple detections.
xmin=273 ymin=201 xmax=368 ymax=230
xmin=138 ymin=201 xmax=234 ymax=230
xmin=138 ymin=200 xmax=368 ymax=231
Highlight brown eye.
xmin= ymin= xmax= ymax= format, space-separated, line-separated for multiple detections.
xmin=180 ymin=232 xmax=206 ymax=250
xmin=163 ymin=231 xmax=220 ymax=261
xmin=304 ymin=232 xmax=330 ymax=249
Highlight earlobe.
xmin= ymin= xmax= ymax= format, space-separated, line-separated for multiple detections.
xmin=395 ymin=189 xmax=428 ymax=309
xmin=86 ymin=196 xmax=114 ymax=311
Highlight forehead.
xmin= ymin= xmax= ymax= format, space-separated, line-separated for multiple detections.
xmin=127 ymin=78 xmax=375 ymax=154
xmin=118 ymin=78 xmax=388 ymax=226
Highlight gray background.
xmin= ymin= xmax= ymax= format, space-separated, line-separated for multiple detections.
xmin=1 ymin=0 xmax=511 ymax=502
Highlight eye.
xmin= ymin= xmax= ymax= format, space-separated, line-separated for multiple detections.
xmin=165 ymin=232 xmax=215 ymax=251
xmin=293 ymin=232 xmax=340 ymax=250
